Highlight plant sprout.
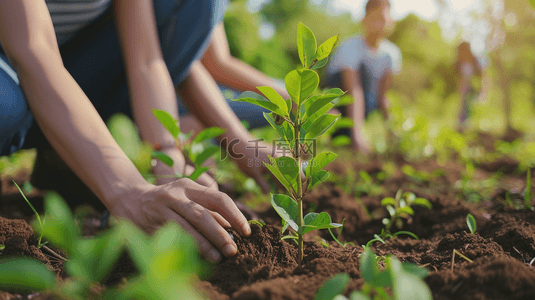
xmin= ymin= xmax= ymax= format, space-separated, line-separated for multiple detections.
xmin=315 ymin=248 xmax=432 ymax=300
xmin=466 ymin=213 xmax=476 ymax=234
xmin=152 ymin=109 xmax=226 ymax=181
xmin=13 ymin=181 xmax=47 ymax=248
xmin=233 ymin=22 xmax=343 ymax=264
xmin=379 ymin=190 xmax=432 ymax=240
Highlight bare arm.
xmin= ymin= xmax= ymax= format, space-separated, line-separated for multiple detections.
xmin=341 ymin=68 xmax=369 ymax=153
xmin=201 ymin=24 xmax=290 ymax=99
xmin=0 ymin=0 xmax=249 ymax=261
xmin=0 ymin=0 xmax=149 ymax=207
xmin=378 ymin=71 xmax=392 ymax=120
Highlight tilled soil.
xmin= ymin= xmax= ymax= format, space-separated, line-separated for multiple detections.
xmin=2 ymin=150 xmax=535 ymax=299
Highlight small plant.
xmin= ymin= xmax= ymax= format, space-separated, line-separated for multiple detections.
xmin=314 ymin=247 xmax=432 ymax=300
xmin=13 ymin=181 xmax=47 ymax=248
xmin=466 ymin=213 xmax=476 ymax=234
xmin=233 ymin=22 xmax=344 ymax=265
xmin=152 ymin=109 xmax=226 ymax=181
xmin=379 ymin=190 xmax=432 ymax=240
xmin=0 ymin=192 xmax=207 ymax=299
xmin=451 ymin=249 xmax=473 ymax=272
xmin=355 ymin=170 xmax=383 ymax=197
xmin=328 ymin=219 xmax=355 ymax=248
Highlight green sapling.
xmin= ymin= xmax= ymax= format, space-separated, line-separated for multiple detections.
xmin=466 ymin=213 xmax=476 ymax=234
xmin=13 ymin=181 xmax=47 ymax=248
xmin=151 ymin=109 xmax=226 ymax=181
xmin=379 ymin=190 xmax=432 ymax=240
xmin=233 ymin=22 xmax=343 ymax=265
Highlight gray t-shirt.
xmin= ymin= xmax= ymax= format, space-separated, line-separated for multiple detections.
xmin=46 ymin=0 xmax=113 ymax=45
xmin=325 ymin=35 xmax=401 ymax=115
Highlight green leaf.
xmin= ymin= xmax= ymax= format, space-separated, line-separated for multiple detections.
xmin=271 ymin=194 xmax=299 ymax=231
xmin=274 ymin=156 xmax=300 ymax=192
xmin=118 ymin=220 xmax=152 ymax=274
xmin=193 ymin=127 xmax=226 ymax=144
xmin=264 ymin=112 xmax=289 ymax=142
xmin=306 ymin=152 xmax=338 ymax=178
xmin=297 ymin=22 xmax=317 ymax=68
xmin=388 ymin=257 xmax=433 ymax=300
xmin=264 ymin=157 xmax=294 ymax=194
xmin=151 ymin=151 xmax=174 ymax=167
xmin=300 ymin=212 xmax=342 ymax=235
xmin=107 ymin=113 xmax=143 ymax=160
xmin=152 ymin=109 xmax=179 ymax=138
xmin=235 ymin=91 xmax=285 ymax=116
xmin=466 ymin=213 xmax=476 ymax=234
xmin=309 ymin=170 xmax=330 ymax=189
xmin=349 ymin=291 xmax=371 ymax=300
xmin=529 ymin=0 xmax=535 ymax=9
xmin=188 ymin=167 xmax=210 ymax=181
xmin=41 ymin=192 xmax=79 ymax=253
xmin=306 ymin=114 xmax=340 ymax=140
xmin=397 ymin=206 xmax=415 ymax=216
xmin=316 ymin=35 xmax=339 ymax=61
xmin=193 ymin=146 xmax=219 ymax=168
xmin=413 ymin=198 xmax=432 ymax=209
xmin=305 ymin=89 xmax=345 ymax=120
xmin=68 ymin=227 xmax=124 ymax=282
xmin=401 ymin=262 xmax=429 ymax=279
xmin=285 ymin=69 xmax=319 ymax=105
xmin=381 ymin=197 xmax=396 ymax=207
xmin=360 ymin=247 xmax=380 ymax=285
xmin=311 ymin=57 xmax=329 ymax=70
xmin=392 ymin=231 xmax=419 ymax=239
xmin=257 ymin=86 xmax=289 ymax=117
xmin=0 ymin=257 xmax=56 ymax=293
xmin=314 ymin=273 xmax=350 ymax=300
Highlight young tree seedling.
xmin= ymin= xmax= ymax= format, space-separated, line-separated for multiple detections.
xmin=466 ymin=213 xmax=476 ymax=234
xmin=315 ymin=247 xmax=432 ymax=300
xmin=233 ymin=22 xmax=343 ymax=265
xmin=152 ymin=109 xmax=226 ymax=181
xmin=379 ymin=190 xmax=432 ymax=240
xmin=13 ymin=181 xmax=47 ymax=248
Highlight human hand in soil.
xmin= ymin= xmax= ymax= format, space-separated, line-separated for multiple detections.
xmin=112 ymin=178 xmax=250 ymax=263
xmin=153 ymin=146 xmax=218 ymax=191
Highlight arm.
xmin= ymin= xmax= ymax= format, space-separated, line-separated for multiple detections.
xmin=0 ymin=0 xmax=249 ymax=261
xmin=0 ymin=0 xmax=148 ymax=207
xmin=378 ymin=71 xmax=392 ymax=120
xmin=341 ymin=68 xmax=370 ymax=153
xmin=201 ymin=23 xmax=290 ymax=99
xmin=114 ymin=0 xmax=194 ymax=185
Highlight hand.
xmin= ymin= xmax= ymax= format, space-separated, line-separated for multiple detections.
xmin=110 ymin=179 xmax=251 ymax=263
xmin=153 ymin=147 xmax=218 ymax=191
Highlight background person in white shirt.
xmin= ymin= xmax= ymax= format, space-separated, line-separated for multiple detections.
xmin=324 ymin=0 xmax=401 ymax=154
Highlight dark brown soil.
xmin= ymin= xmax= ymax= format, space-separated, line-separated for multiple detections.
xmin=2 ymin=145 xmax=535 ymax=299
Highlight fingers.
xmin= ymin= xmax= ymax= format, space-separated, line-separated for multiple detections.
xmin=159 ymin=208 xmax=228 ymax=263
xmin=210 ymin=210 xmax=231 ymax=228
xmin=181 ymin=180 xmax=251 ymax=237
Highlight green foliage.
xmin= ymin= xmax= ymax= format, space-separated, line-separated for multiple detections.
xmin=314 ymin=273 xmax=350 ymax=300
xmin=13 ymin=181 xmax=47 ymax=248
xmin=151 ymin=109 xmax=225 ymax=181
xmin=235 ymin=23 xmax=343 ymax=264
xmin=379 ymin=190 xmax=432 ymax=240
xmin=466 ymin=213 xmax=477 ymax=234
xmin=0 ymin=192 xmax=206 ymax=299
xmin=318 ymin=248 xmax=432 ymax=300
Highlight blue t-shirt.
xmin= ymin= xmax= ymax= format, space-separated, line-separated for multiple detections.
xmin=325 ymin=35 xmax=401 ymax=115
